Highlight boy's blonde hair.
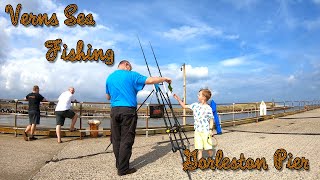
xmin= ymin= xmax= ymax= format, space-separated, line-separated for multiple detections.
xmin=199 ymin=88 xmax=211 ymax=101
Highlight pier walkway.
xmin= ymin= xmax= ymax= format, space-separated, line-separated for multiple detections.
xmin=1 ymin=108 xmax=320 ymax=180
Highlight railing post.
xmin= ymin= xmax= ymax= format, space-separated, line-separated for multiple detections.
xmin=79 ymin=102 xmax=82 ymax=130
xmin=232 ymin=103 xmax=235 ymax=126
xmin=14 ymin=99 xmax=18 ymax=137
xmin=146 ymin=103 xmax=149 ymax=137
xmin=272 ymin=99 xmax=275 ymax=117
xmin=312 ymin=100 xmax=315 ymax=109
xmin=256 ymin=102 xmax=258 ymax=122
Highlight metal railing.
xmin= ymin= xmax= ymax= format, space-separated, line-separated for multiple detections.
xmin=1 ymin=99 xmax=320 ymax=136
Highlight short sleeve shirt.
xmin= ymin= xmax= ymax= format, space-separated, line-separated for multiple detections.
xmin=106 ymin=70 xmax=147 ymax=107
xmin=55 ymin=91 xmax=75 ymax=111
xmin=187 ymin=102 xmax=214 ymax=133
xmin=26 ymin=93 xmax=44 ymax=111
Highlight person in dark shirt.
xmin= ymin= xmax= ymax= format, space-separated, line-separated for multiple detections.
xmin=23 ymin=85 xmax=48 ymax=141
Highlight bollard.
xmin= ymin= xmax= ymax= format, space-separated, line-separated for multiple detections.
xmin=88 ymin=120 xmax=101 ymax=138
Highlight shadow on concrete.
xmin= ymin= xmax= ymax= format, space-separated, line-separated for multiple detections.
xmin=156 ymin=136 xmax=194 ymax=145
xmin=45 ymin=151 xmax=113 ymax=163
xmin=45 ymin=143 xmax=113 ymax=164
xmin=131 ymin=143 xmax=172 ymax=169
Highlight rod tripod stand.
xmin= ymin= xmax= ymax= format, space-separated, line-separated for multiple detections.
xmin=140 ymin=84 xmax=192 ymax=179
xmin=135 ymin=35 xmax=192 ymax=179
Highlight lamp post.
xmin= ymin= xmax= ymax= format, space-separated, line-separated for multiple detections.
xmin=181 ymin=63 xmax=186 ymax=125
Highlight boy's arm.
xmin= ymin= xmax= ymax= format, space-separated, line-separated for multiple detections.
xmin=209 ymin=118 xmax=214 ymax=136
xmin=173 ymin=94 xmax=187 ymax=109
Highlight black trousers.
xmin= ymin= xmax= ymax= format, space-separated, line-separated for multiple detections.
xmin=111 ymin=107 xmax=137 ymax=174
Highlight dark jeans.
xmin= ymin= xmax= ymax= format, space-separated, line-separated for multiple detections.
xmin=111 ymin=107 xmax=137 ymax=174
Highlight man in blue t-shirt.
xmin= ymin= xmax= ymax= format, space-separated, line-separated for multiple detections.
xmin=106 ymin=60 xmax=171 ymax=176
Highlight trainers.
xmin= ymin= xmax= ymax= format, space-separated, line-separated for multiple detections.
xmin=118 ymin=168 xmax=137 ymax=176
xmin=29 ymin=136 xmax=38 ymax=140
xmin=23 ymin=132 xmax=28 ymax=141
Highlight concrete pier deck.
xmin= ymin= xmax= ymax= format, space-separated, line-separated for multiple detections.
xmin=1 ymin=108 xmax=320 ymax=180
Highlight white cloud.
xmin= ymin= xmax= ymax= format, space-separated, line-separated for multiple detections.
xmin=1 ymin=0 xmax=58 ymax=13
xmin=1 ymin=0 xmax=319 ymax=104
xmin=287 ymin=75 xmax=296 ymax=83
xmin=224 ymin=0 xmax=260 ymax=10
xmin=163 ymin=26 xmax=205 ymax=41
xmin=278 ymin=0 xmax=298 ymax=29
xmin=137 ymin=90 xmax=152 ymax=100
xmin=220 ymin=57 xmax=245 ymax=67
xmin=304 ymin=17 xmax=320 ymax=30
xmin=225 ymin=34 xmax=240 ymax=40
xmin=9 ymin=48 xmax=43 ymax=59
xmin=185 ymin=65 xmax=208 ymax=79
xmin=0 ymin=17 xmax=10 ymax=62
xmin=162 ymin=63 xmax=208 ymax=80
xmin=4 ymin=25 xmax=44 ymax=38
xmin=163 ymin=25 xmax=239 ymax=42
xmin=185 ymin=44 xmax=216 ymax=52
xmin=313 ymin=0 xmax=320 ymax=5
xmin=0 ymin=50 xmax=116 ymax=100
xmin=163 ymin=25 xmax=223 ymax=41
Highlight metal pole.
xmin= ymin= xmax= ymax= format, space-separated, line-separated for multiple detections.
xmin=14 ymin=99 xmax=18 ymax=137
xmin=182 ymin=63 xmax=186 ymax=125
xmin=272 ymin=99 xmax=275 ymax=116
xmin=255 ymin=102 xmax=258 ymax=122
xmin=232 ymin=103 xmax=235 ymax=126
xmin=146 ymin=103 xmax=149 ymax=137
xmin=80 ymin=102 xmax=82 ymax=130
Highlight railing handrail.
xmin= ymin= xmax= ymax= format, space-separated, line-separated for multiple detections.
xmin=1 ymin=98 xmax=319 ymax=135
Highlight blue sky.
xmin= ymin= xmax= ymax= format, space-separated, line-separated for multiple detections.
xmin=0 ymin=0 xmax=319 ymax=104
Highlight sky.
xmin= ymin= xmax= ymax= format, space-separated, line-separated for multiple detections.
xmin=0 ymin=0 xmax=319 ymax=104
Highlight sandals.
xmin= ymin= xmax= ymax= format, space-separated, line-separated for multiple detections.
xmin=69 ymin=128 xmax=78 ymax=132
xmin=23 ymin=132 xmax=28 ymax=141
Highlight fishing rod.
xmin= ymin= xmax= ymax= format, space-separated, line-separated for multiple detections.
xmin=149 ymin=41 xmax=162 ymax=78
xmin=137 ymin=37 xmax=192 ymax=180
xmin=137 ymin=36 xmax=175 ymax=150
xmin=137 ymin=36 xmax=152 ymax=77
xmin=149 ymin=41 xmax=190 ymax=148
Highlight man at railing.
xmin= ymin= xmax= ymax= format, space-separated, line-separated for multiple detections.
xmin=23 ymin=85 xmax=48 ymax=141
xmin=106 ymin=60 xmax=172 ymax=176
xmin=55 ymin=87 xmax=78 ymax=143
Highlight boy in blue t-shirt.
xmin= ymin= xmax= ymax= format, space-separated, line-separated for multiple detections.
xmin=174 ymin=88 xmax=215 ymax=160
